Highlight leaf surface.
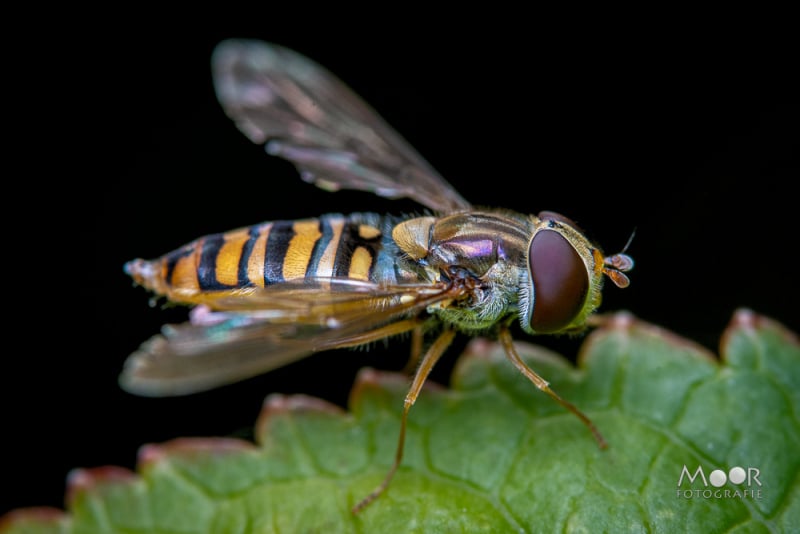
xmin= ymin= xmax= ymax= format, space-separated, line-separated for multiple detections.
xmin=2 ymin=310 xmax=798 ymax=533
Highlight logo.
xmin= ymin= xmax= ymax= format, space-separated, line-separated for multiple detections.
xmin=676 ymin=465 xmax=762 ymax=499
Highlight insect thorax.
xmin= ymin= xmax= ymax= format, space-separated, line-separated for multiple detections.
xmin=392 ymin=211 xmax=534 ymax=332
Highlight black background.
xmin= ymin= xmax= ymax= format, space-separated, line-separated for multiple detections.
xmin=3 ymin=18 xmax=798 ymax=515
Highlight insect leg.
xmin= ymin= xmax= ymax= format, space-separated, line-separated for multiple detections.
xmin=352 ymin=328 xmax=456 ymax=514
xmin=498 ymin=328 xmax=607 ymax=449
xmin=327 ymin=319 xmax=422 ymax=349
xmin=401 ymin=324 xmax=425 ymax=374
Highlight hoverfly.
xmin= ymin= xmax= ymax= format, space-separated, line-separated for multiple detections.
xmin=122 ymin=39 xmax=634 ymax=513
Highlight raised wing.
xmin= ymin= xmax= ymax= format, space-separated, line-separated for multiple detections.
xmin=212 ymin=39 xmax=471 ymax=213
xmin=120 ymin=278 xmax=459 ymax=396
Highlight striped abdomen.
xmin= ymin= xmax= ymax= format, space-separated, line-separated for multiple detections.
xmin=125 ymin=213 xmax=400 ymax=305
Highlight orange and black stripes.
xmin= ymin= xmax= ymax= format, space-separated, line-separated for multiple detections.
xmin=331 ymin=220 xmax=385 ymax=280
xmin=133 ymin=213 xmax=396 ymax=303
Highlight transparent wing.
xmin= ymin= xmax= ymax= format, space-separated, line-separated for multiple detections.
xmin=120 ymin=278 xmax=460 ymax=397
xmin=212 ymin=39 xmax=471 ymax=213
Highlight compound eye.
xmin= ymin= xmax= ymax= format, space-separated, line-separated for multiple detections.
xmin=528 ymin=230 xmax=589 ymax=333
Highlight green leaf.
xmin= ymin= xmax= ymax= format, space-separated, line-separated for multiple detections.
xmin=2 ymin=309 xmax=798 ymax=533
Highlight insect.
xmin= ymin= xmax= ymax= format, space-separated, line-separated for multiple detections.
xmin=122 ymin=39 xmax=634 ymax=514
